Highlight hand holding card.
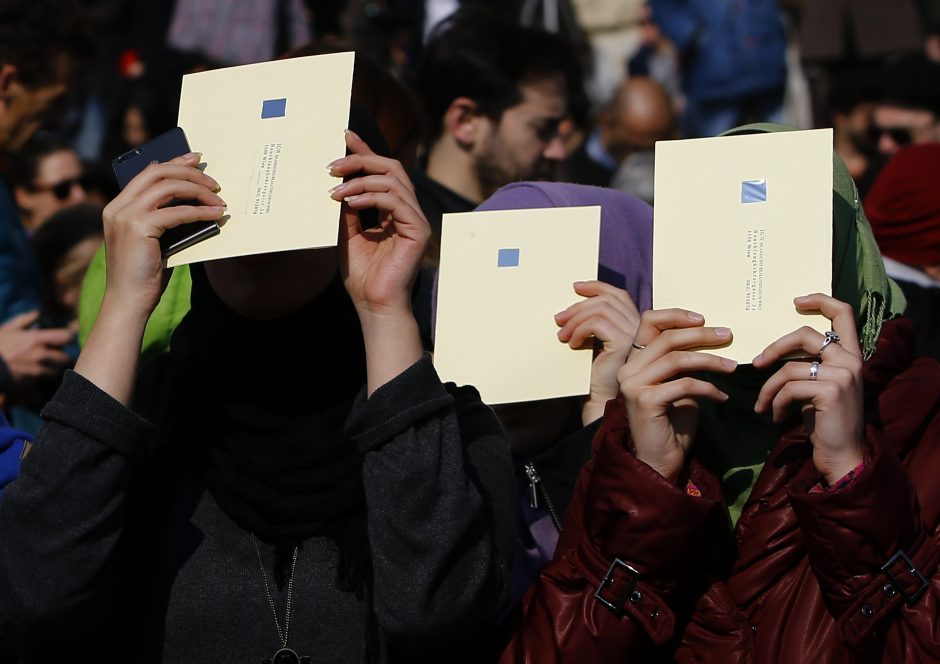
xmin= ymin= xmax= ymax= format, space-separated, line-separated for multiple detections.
xmin=104 ymin=152 xmax=226 ymax=320
xmin=112 ymin=127 xmax=222 ymax=259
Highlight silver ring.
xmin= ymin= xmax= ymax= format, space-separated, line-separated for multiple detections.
xmin=819 ymin=330 xmax=841 ymax=355
xmin=631 ymin=342 xmax=647 ymax=351
xmin=809 ymin=360 xmax=820 ymax=381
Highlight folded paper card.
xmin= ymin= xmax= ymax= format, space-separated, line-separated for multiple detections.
xmin=433 ymin=206 xmax=600 ymax=404
xmin=170 ymin=52 xmax=354 ymax=267
xmin=653 ymin=128 xmax=833 ymax=363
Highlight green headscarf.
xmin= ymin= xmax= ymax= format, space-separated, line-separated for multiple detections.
xmin=699 ymin=123 xmax=906 ymax=526
xmin=78 ymin=243 xmax=193 ymax=360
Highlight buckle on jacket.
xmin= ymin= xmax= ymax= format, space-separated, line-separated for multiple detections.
xmin=882 ymin=549 xmax=928 ymax=605
xmin=594 ymin=557 xmax=640 ymax=615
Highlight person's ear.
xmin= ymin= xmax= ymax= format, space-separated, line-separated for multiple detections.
xmin=0 ymin=64 xmax=18 ymax=109
xmin=13 ymin=185 xmax=35 ymax=213
xmin=444 ymin=97 xmax=485 ymax=148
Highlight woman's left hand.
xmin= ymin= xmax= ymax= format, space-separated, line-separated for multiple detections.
xmin=753 ymin=293 xmax=865 ymax=485
xmin=329 ymin=130 xmax=431 ymax=319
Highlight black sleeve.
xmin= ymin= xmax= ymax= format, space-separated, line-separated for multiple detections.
xmin=345 ymin=354 xmax=514 ymax=654
xmin=0 ymin=371 xmax=154 ymax=653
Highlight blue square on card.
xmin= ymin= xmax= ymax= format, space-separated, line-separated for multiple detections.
xmin=261 ymin=98 xmax=287 ymax=119
xmin=497 ymin=248 xmax=520 ymax=268
xmin=741 ymin=179 xmax=767 ymax=203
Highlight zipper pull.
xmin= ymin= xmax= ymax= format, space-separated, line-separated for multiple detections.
xmin=524 ymin=462 xmax=541 ymax=509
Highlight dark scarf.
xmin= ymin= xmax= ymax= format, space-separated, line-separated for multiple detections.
xmin=167 ymin=264 xmax=368 ymax=543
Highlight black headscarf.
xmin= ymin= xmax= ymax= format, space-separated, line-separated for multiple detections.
xmin=167 ymin=263 xmax=367 ymax=542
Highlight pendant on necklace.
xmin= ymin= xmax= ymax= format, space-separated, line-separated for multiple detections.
xmin=263 ymin=647 xmax=310 ymax=664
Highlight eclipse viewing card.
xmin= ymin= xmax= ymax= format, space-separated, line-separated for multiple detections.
xmin=433 ymin=206 xmax=600 ymax=404
xmin=652 ymin=128 xmax=833 ymax=363
xmin=170 ymin=52 xmax=354 ymax=267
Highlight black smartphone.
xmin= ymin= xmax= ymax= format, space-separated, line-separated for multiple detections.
xmin=112 ymin=126 xmax=221 ymax=259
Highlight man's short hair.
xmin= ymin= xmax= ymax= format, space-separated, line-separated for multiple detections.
xmin=416 ymin=7 xmax=579 ymax=142
xmin=0 ymin=0 xmax=95 ymax=88
xmin=875 ymin=54 xmax=940 ymax=115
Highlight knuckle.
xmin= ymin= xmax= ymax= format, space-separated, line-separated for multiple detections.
xmin=673 ymin=351 xmax=694 ymax=370
xmin=820 ymin=382 xmax=840 ymax=400
xmin=676 ymin=376 xmax=697 ymax=392
xmin=635 ymin=387 xmax=658 ymax=409
xmin=834 ymin=300 xmax=853 ymax=316
xmin=845 ymin=355 xmax=863 ymax=375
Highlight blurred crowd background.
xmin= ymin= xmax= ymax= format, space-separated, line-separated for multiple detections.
xmin=3 ymin=0 xmax=940 ymax=432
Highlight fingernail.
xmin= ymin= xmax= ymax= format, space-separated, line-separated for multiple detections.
xmin=210 ymin=205 xmax=225 ymax=213
xmin=328 ymin=183 xmax=347 ymax=196
xmin=794 ymin=295 xmax=809 ymax=304
xmin=343 ymin=195 xmax=361 ymax=202
xmin=184 ymin=152 xmax=201 ymax=159
xmin=721 ymin=358 xmax=737 ymax=370
xmin=752 ymin=352 xmax=763 ymax=363
xmin=720 ymin=391 xmax=730 ymax=401
xmin=327 ymin=157 xmax=348 ymax=172
xmin=715 ymin=327 xmax=731 ymax=338
xmin=207 ymin=176 xmax=220 ymax=191
xmin=344 ymin=129 xmax=360 ymax=140
xmin=687 ymin=311 xmax=704 ymax=322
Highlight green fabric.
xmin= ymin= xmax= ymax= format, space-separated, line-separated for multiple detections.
xmin=699 ymin=123 xmax=907 ymax=527
xmin=78 ymin=243 xmax=193 ymax=360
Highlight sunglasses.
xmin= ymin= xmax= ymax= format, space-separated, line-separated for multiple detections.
xmin=30 ymin=175 xmax=89 ymax=201
xmin=868 ymin=125 xmax=914 ymax=147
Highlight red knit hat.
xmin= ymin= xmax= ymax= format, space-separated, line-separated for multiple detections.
xmin=865 ymin=144 xmax=940 ymax=266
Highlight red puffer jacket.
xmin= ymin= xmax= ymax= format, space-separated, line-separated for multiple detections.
xmin=500 ymin=318 xmax=940 ymax=663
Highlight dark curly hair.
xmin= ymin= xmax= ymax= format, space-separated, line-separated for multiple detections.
xmin=0 ymin=0 xmax=96 ymax=88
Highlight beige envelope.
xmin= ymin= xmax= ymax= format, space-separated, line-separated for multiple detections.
xmin=170 ymin=52 xmax=354 ymax=267
xmin=433 ymin=206 xmax=600 ymax=404
xmin=653 ymin=128 xmax=833 ymax=363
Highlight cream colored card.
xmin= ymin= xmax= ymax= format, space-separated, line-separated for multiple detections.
xmin=170 ymin=52 xmax=354 ymax=267
xmin=433 ymin=206 xmax=600 ymax=404
xmin=653 ymin=128 xmax=833 ymax=363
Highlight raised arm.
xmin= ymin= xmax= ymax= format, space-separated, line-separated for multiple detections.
xmin=0 ymin=154 xmax=225 ymax=655
xmin=331 ymin=132 xmax=514 ymax=656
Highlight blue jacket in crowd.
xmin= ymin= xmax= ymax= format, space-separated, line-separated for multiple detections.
xmin=0 ymin=176 xmax=42 ymax=324
xmin=651 ymin=0 xmax=787 ymax=102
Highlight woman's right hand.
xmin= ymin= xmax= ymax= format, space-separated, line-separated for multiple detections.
xmin=100 ymin=152 xmax=225 ymax=321
xmin=616 ymin=309 xmax=737 ymax=484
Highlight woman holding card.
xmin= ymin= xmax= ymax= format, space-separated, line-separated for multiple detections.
xmin=0 ymin=129 xmax=514 ymax=663
xmin=499 ymin=125 xmax=940 ymax=663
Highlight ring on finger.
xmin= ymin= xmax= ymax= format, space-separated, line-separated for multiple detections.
xmin=631 ymin=342 xmax=647 ymax=350
xmin=809 ymin=360 xmax=820 ymax=381
xmin=819 ymin=330 xmax=841 ymax=355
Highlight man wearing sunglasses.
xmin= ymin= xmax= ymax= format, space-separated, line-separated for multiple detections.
xmin=10 ymin=137 xmax=88 ymax=234
xmin=871 ymin=54 xmax=940 ymax=156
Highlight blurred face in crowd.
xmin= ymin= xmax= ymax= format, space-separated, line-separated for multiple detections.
xmin=54 ymin=234 xmax=101 ymax=318
xmin=602 ymin=77 xmax=675 ymax=162
xmin=835 ymin=101 xmax=875 ymax=151
xmin=473 ymin=75 xmax=567 ymax=198
xmin=0 ymin=63 xmax=69 ymax=152
xmin=14 ymin=148 xmax=87 ymax=232
xmin=122 ymin=105 xmax=150 ymax=148
xmin=871 ymin=104 xmax=940 ymax=155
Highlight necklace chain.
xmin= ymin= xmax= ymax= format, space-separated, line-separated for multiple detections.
xmin=251 ymin=533 xmax=299 ymax=647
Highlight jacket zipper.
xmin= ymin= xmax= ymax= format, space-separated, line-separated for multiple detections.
xmin=524 ymin=461 xmax=563 ymax=532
